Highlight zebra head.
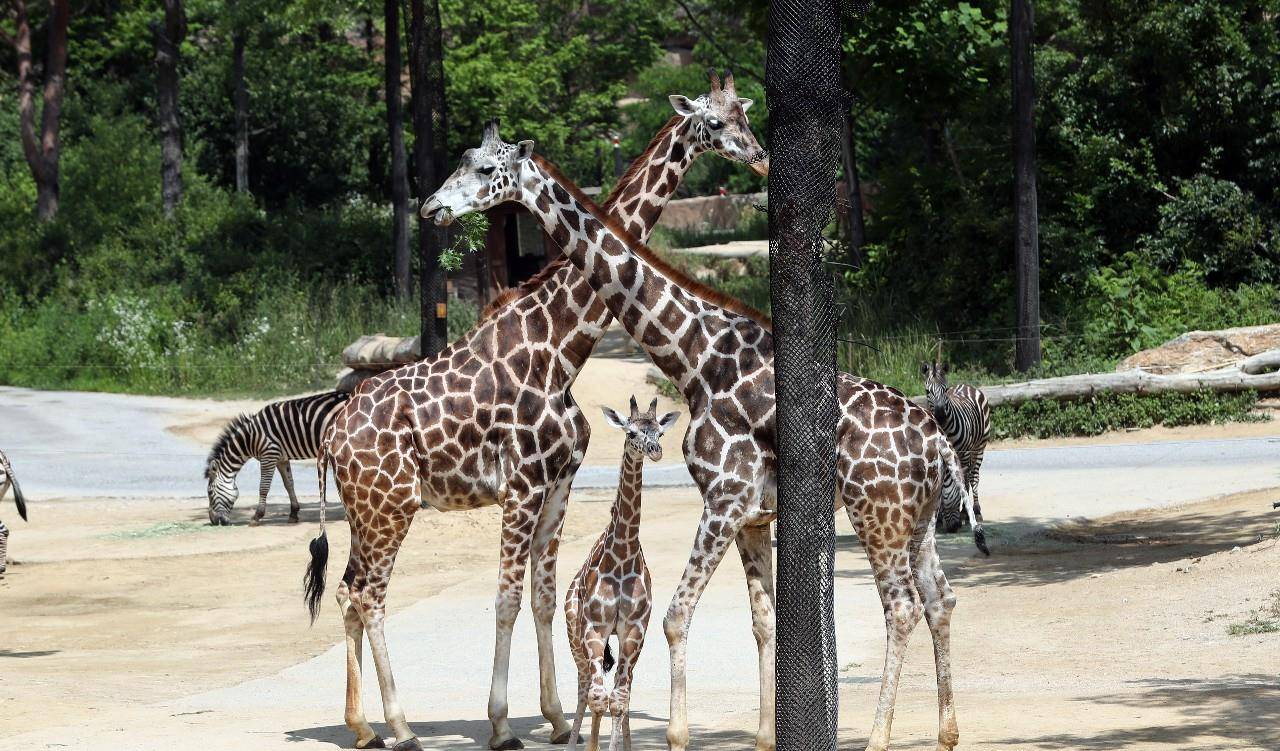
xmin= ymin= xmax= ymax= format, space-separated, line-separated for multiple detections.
xmin=921 ymin=360 xmax=950 ymax=407
xmin=205 ymin=415 xmax=251 ymax=526
xmin=602 ymin=396 xmax=680 ymax=462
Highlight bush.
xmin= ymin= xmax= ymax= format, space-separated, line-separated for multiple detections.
xmin=993 ymin=390 xmax=1261 ymax=440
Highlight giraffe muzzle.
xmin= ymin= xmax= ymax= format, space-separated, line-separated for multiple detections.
xmin=749 ymin=154 xmax=770 ymax=177
xmin=420 ymin=197 xmax=454 ymax=226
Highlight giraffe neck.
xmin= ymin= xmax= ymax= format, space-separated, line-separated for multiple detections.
xmin=606 ymin=450 xmax=645 ymax=546
xmin=520 ymin=156 xmax=765 ymax=395
xmin=535 ymin=117 xmax=706 ymax=381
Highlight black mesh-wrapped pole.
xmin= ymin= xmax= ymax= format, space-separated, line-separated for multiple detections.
xmin=767 ymin=0 xmax=845 ymax=749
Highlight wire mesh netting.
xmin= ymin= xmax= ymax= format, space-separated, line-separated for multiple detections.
xmin=766 ymin=1 xmax=853 ymax=749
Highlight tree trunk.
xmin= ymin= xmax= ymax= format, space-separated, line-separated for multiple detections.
xmin=408 ymin=0 xmax=450 ymax=356
xmin=232 ymin=14 xmax=249 ymax=193
xmin=13 ymin=0 xmax=69 ymax=222
xmin=839 ymin=111 xmax=865 ymax=270
xmin=385 ymin=0 xmax=412 ymax=301
xmin=156 ymin=0 xmax=186 ymax=216
xmin=1011 ymin=0 xmax=1042 ymax=371
xmin=364 ymin=16 xmax=386 ymax=193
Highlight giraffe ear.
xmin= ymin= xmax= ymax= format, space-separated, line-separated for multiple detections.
xmin=602 ymin=406 xmax=628 ymax=430
xmin=669 ymin=94 xmax=700 ymax=117
xmin=515 ymin=140 xmax=535 ymax=162
xmin=657 ymin=411 xmax=681 ymax=434
xmin=738 ymin=98 xmax=753 ymax=112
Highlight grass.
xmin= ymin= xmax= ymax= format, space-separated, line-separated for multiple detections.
xmin=1228 ymin=590 xmax=1280 ymax=636
xmin=102 ymin=521 xmax=213 ymax=540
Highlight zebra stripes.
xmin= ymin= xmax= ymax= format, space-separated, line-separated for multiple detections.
xmin=923 ymin=361 xmax=992 ymax=535
xmin=0 ymin=448 xmax=27 ymax=575
xmin=205 ymin=390 xmax=350 ymax=526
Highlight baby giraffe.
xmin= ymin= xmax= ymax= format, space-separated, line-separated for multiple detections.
xmin=565 ymin=396 xmax=679 ymax=751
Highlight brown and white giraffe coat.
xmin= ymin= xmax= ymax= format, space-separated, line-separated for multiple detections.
xmin=306 ymin=74 xmax=767 ymax=751
xmin=564 ymin=397 xmax=678 ymax=751
xmin=424 ymin=99 xmax=981 ymax=751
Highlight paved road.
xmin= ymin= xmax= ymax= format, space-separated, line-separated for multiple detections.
xmin=2 ymin=386 xmax=1278 ymax=516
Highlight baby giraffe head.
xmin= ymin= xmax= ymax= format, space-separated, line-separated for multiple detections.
xmin=602 ymin=396 xmax=680 ymax=462
xmin=421 ymin=119 xmax=532 ymax=226
xmin=669 ymin=69 xmax=769 ymax=176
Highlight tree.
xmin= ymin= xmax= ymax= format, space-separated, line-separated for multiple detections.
xmin=839 ymin=110 xmax=866 ymax=269
xmin=385 ymin=0 xmax=412 ymax=301
xmin=407 ymin=0 xmax=449 ymax=355
xmin=229 ymin=0 xmax=250 ymax=193
xmin=156 ymin=0 xmax=187 ymax=215
xmin=1011 ymin=0 xmax=1041 ymax=370
xmin=6 ymin=0 xmax=69 ymax=222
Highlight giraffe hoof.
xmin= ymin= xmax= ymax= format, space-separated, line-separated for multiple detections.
xmin=489 ymin=737 xmax=524 ymax=751
xmin=392 ymin=739 xmax=423 ymax=751
xmin=550 ymin=728 xmax=573 ymax=745
xmin=355 ymin=736 xmax=386 ymax=749
xmin=288 ymin=515 xmax=301 ymax=524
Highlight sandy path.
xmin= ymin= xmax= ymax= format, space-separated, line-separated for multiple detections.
xmin=3 ymin=484 xmax=1278 ymax=750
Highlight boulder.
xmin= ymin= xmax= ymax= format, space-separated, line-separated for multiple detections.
xmin=1118 ymin=324 xmax=1280 ymax=374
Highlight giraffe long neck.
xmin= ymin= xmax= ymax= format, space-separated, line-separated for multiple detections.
xmin=606 ymin=450 xmax=645 ymax=546
xmin=542 ymin=117 xmax=705 ymax=379
xmin=521 ymin=157 xmax=762 ymax=396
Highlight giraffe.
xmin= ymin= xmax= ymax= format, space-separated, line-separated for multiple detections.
xmin=422 ymin=110 xmax=985 ymax=751
xmin=564 ymin=396 xmax=679 ymax=751
xmin=302 ymin=72 xmax=766 ymax=751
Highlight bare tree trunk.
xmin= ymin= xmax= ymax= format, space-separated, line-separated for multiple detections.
xmin=385 ymin=0 xmax=412 ymax=301
xmin=408 ymin=0 xmax=449 ymax=355
xmin=156 ymin=0 xmax=186 ymax=216
xmin=839 ymin=111 xmax=865 ymax=270
xmin=232 ymin=9 xmax=249 ymax=194
xmin=364 ymin=16 xmax=386 ymax=194
xmin=12 ymin=0 xmax=69 ymax=222
xmin=1011 ymin=0 xmax=1042 ymax=371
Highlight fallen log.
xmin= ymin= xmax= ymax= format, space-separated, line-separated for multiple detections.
xmin=979 ymin=364 xmax=1280 ymax=408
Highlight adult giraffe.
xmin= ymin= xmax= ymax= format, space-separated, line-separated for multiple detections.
xmin=305 ymin=74 xmax=767 ymax=751
xmin=422 ymin=119 xmax=984 ymax=751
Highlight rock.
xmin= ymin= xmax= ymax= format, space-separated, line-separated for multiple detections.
xmin=1118 ymin=324 xmax=1280 ymax=374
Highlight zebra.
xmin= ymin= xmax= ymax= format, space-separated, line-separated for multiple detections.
xmin=923 ymin=360 xmax=991 ymax=535
xmin=205 ymin=390 xmax=350 ymax=526
xmin=0 ymin=449 xmax=28 ymax=576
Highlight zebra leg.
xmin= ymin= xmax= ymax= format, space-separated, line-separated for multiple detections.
xmin=251 ymin=449 xmax=280 ymax=525
xmin=279 ymin=460 xmax=301 ymax=523
xmin=0 ymin=519 xmax=8 ymax=575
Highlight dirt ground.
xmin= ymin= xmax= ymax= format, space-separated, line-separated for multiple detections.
xmin=2 ymin=481 xmax=1278 ymax=750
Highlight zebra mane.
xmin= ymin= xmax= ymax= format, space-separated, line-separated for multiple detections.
xmin=205 ymin=413 xmax=254 ymax=479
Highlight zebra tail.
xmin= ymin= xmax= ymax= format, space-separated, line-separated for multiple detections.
xmin=942 ymin=439 xmax=989 ymax=556
xmin=304 ymin=441 xmax=332 ymax=624
xmin=11 ymin=475 xmax=26 ymax=522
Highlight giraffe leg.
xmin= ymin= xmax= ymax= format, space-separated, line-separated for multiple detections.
xmin=856 ymin=521 xmax=922 ymax=751
xmin=611 ymin=611 xmax=646 ymax=751
xmin=665 ymin=502 xmax=747 ymax=751
xmin=735 ymin=524 xmax=777 ymax=751
xmin=567 ymin=691 xmax=587 ymax=751
xmin=530 ymin=476 xmax=573 ymax=743
xmin=251 ymin=450 xmax=279 ymax=526
xmin=911 ymin=530 xmax=959 ymax=751
xmin=586 ymin=709 xmax=603 ymax=751
xmin=622 ymin=711 xmax=632 ymax=751
xmin=278 ymin=460 xmax=301 ymax=523
xmin=363 ymin=606 xmax=418 ymax=748
xmin=338 ymin=580 xmax=385 ymax=749
xmin=488 ymin=485 xmax=547 ymax=751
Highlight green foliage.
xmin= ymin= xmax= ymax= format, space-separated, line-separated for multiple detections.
xmin=1228 ymin=590 xmax=1280 ymax=636
xmin=993 ymin=391 xmax=1261 ymax=440
xmin=441 ymin=213 xmax=490 ymax=271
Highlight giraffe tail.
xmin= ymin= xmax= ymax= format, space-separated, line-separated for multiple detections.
xmin=303 ymin=438 xmax=332 ymax=624
xmin=941 ymin=438 xmax=988 ymax=556
xmin=603 ymin=641 xmax=616 ymax=673
xmin=10 ymin=474 xmax=26 ymax=522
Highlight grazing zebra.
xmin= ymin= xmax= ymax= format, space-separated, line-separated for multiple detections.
xmin=205 ymin=390 xmax=349 ymax=526
xmin=923 ymin=360 xmax=992 ymax=534
xmin=0 ymin=449 xmax=28 ymax=576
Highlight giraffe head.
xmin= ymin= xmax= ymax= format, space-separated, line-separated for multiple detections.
xmin=422 ymin=119 xmax=532 ymax=226
xmin=921 ymin=360 xmax=950 ymax=403
xmin=602 ymin=396 xmax=680 ymax=462
xmin=669 ymin=69 xmax=769 ymax=176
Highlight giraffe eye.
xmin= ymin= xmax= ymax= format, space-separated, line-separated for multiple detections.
xmin=478 ymin=165 xmax=497 ymax=176
xmin=706 ymin=117 xmax=723 ymax=130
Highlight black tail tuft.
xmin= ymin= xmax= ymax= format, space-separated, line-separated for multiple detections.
xmin=973 ymin=524 xmax=990 ymax=557
xmin=602 ymin=641 xmax=616 ymax=673
xmin=11 ymin=476 xmax=26 ymax=522
xmin=304 ymin=531 xmax=329 ymax=624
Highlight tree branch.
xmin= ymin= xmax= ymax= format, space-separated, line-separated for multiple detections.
xmin=672 ymin=0 xmax=764 ymax=85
